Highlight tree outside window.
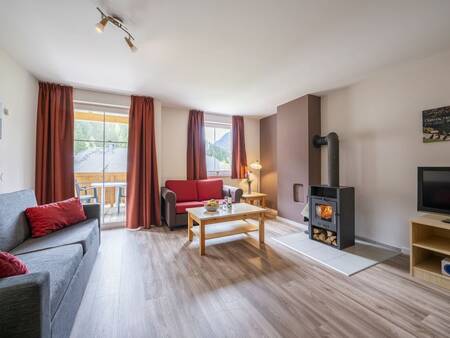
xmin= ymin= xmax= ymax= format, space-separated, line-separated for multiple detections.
xmin=205 ymin=124 xmax=231 ymax=177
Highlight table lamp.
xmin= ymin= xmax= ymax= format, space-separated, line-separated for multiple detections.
xmin=249 ymin=161 xmax=262 ymax=192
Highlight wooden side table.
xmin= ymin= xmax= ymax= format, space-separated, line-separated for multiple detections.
xmin=241 ymin=192 xmax=268 ymax=208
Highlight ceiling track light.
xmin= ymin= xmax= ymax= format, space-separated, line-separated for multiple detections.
xmin=95 ymin=7 xmax=138 ymax=52
xmin=124 ymin=35 xmax=137 ymax=52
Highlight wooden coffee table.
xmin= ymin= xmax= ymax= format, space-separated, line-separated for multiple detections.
xmin=186 ymin=203 xmax=266 ymax=256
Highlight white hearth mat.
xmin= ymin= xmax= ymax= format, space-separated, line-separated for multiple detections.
xmin=273 ymin=232 xmax=399 ymax=276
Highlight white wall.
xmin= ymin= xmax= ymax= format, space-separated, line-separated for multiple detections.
xmin=161 ymin=107 xmax=260 ymax=190
xmin=321 ymin=49 xmax=450 ymax=250
xmin=74 ymin=88 xmax=131 ymax=112
xmin=161 ymin=107 xmax=189 ymax=183
xmin=0 ymin=49 xmax=38 ymax=193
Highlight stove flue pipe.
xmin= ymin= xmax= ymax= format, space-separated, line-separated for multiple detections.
xmin=313 ymin=132 xmax=339 ymax=187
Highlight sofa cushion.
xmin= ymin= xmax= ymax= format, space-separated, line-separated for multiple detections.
xmin=166 ymin=180 xmax=198 ymax=202
xmin=197 ymin=179 xmax=223 ymax=201
xmin=0 ymin=251 xmax=28 ymax=278
xmin=175 ymin=201 xmax=204 ymax=214
xmin=25 ymin=197 xmax=87 ymax=238
xmin=0 ymin=189 xmax=37 ymax=252
xmin=11 ymin=219 xmax=99 ymax=256
xmin=17 ymin=244 xmax=83 ymax=317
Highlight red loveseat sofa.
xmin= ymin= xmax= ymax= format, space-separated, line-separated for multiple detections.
xmin=161 ymin=179 xmax=243 ymax=229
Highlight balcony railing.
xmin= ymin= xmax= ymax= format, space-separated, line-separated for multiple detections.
xmin=75 ymin=172 xmax=127 ymax=224
xmin=75 ymin=172 xmax=126 ymax=205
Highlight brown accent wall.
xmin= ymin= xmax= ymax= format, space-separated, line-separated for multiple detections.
xmin=277 ymin=95 xmax=321 ymax=223
xmin=260 ymin=114 xmax=278 ymax=209
xmin=308 ymin=96 xmax=322 ymax=186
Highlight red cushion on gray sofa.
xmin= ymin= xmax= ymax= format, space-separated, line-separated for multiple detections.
xmin=197 ymin=179 xmax=223 ymax=201
xmin=175 ymin=201 xmax=204 ymax=214
xmin=0 ymin=251 xmax=28 ymax=278
xmin=25 ymin=197 xmax=87 ymax=238
xmin=166 ymin=180 xmax=198 ymax=202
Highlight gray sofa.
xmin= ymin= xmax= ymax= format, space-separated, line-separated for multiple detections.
xmin=0 ymin=189 xmax=100 ymax=338
xmin=161 ymin=184 xmax=243 ymax=229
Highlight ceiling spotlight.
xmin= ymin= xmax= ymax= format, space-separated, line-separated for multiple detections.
xmin=95 ymin=7 xmax=138 ymax=52
xmin=125 ymin=35 xmax=138 ymax=52
xmin=95 ymin=17 xmax=109 ymax=33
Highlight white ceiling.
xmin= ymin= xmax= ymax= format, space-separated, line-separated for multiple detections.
xmin=1 ymin=0 xmax=450 ymax=116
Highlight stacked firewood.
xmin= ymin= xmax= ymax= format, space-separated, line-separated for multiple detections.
xmin=312 ymin=228 xmax=337 ymax=246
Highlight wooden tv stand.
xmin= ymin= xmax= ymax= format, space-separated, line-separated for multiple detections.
xmin=410 ymin=214 xmax=450 ymax=290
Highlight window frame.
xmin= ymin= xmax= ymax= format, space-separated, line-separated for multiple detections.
xmin=204 ymin=121 xmax=232 ymax=178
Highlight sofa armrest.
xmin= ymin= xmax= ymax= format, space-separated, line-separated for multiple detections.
xmin=161 ymin=187 xmax=176 ymax=204
xmin=223 ymin=185 xmax=243 ymax=203
xmin=161 ymin=187 xmax=176 ymax=228
xmin=83 ymin=203 xmax=101 ymax=227
xmin=0 ymin=272 xmax=51 ymax=338
xmin=83 ymin=203 xmax=101 ymax=244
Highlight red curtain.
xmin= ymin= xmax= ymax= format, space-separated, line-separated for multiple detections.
xmin=187 ymin=110 xmax=207 ymax=180
xmin=35 ymin=82 xmax=74 ymax=205
xmin=126 ymin=96 xmax=161 ymax=229
xmin=231 ymin=116 xmax=248 ymax=179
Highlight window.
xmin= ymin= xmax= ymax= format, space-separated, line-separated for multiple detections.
xmin=74 ymin=110 xmax=129 ymax=226
xmin=74 ymin=111 xmax=128 ymax=173
xmin=205 ymin=122 xmax=231 ymax=176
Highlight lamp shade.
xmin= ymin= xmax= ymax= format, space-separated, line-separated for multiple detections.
xmin=249 ymin=161 xmax=262 ymax=170
xmin=95 ymin=17 xmax=108 ymax=33
xmin=125 ymin=36 xmax=138 ymax=52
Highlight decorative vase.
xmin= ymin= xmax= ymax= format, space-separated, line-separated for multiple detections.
xmin=247 ymin=181 xmax=252 ymax=194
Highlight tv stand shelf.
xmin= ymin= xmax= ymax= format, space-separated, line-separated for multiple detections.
xmin=413 ymin=237 xmax=450 ymax=256
xmin=410 ymin=214 xmax=450 ymax=290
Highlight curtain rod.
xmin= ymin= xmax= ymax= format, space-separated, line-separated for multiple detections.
xmin=73 ymin=99 xmax=130 ymax=110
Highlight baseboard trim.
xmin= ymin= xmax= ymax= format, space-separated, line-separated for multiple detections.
xmin=355 ymin=235 xmax=402 ymax=253
xmin=400 ymin=247 xmax=410 ymax=255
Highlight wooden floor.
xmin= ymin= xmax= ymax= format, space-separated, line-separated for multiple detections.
xmin=71 ymin=219 xmax=450 ymax=338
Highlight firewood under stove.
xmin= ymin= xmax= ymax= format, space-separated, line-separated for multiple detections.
xmin=312 ymin=227 xmax=337 ymax=246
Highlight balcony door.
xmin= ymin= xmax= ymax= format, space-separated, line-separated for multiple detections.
xmin=74 ymin=110 xmax=128 ymax=227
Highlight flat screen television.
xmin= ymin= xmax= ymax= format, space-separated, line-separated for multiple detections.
xmin=418 ymin=167 xmax=450 ymax=215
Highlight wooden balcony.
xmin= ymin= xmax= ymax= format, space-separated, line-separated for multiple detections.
xmin=75 ymin=172 xmax=126 ymax=224
xmin=75 ymin=172 xmax=126 ymax=205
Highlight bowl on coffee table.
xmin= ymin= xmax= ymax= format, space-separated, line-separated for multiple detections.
xmin=204 ymin=199 xmax=220 ymax=212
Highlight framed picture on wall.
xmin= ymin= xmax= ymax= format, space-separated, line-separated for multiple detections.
xmin=423 ymin=105 xmax=450 ymax=143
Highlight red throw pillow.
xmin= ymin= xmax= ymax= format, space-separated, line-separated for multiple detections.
xmin=25 ymin=197 xmax=87 ymax=238
xmin=0 ymin=252 xmax=28 ymax=278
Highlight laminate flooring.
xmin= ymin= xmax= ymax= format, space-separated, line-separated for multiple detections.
xmin=70 ymin=219 xmax=450 ymax=338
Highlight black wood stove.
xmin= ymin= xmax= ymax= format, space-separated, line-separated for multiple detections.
xmin=308 ymin=133 xmax=355 ymax=250
xmin=308 ymin=185 xmax=354 ymax=249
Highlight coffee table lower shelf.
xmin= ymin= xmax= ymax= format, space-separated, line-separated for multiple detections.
xmin=187 ymin=203 xmax=266 ymax=256
xmin=190 ymin=220 xmax=258 ymax=240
